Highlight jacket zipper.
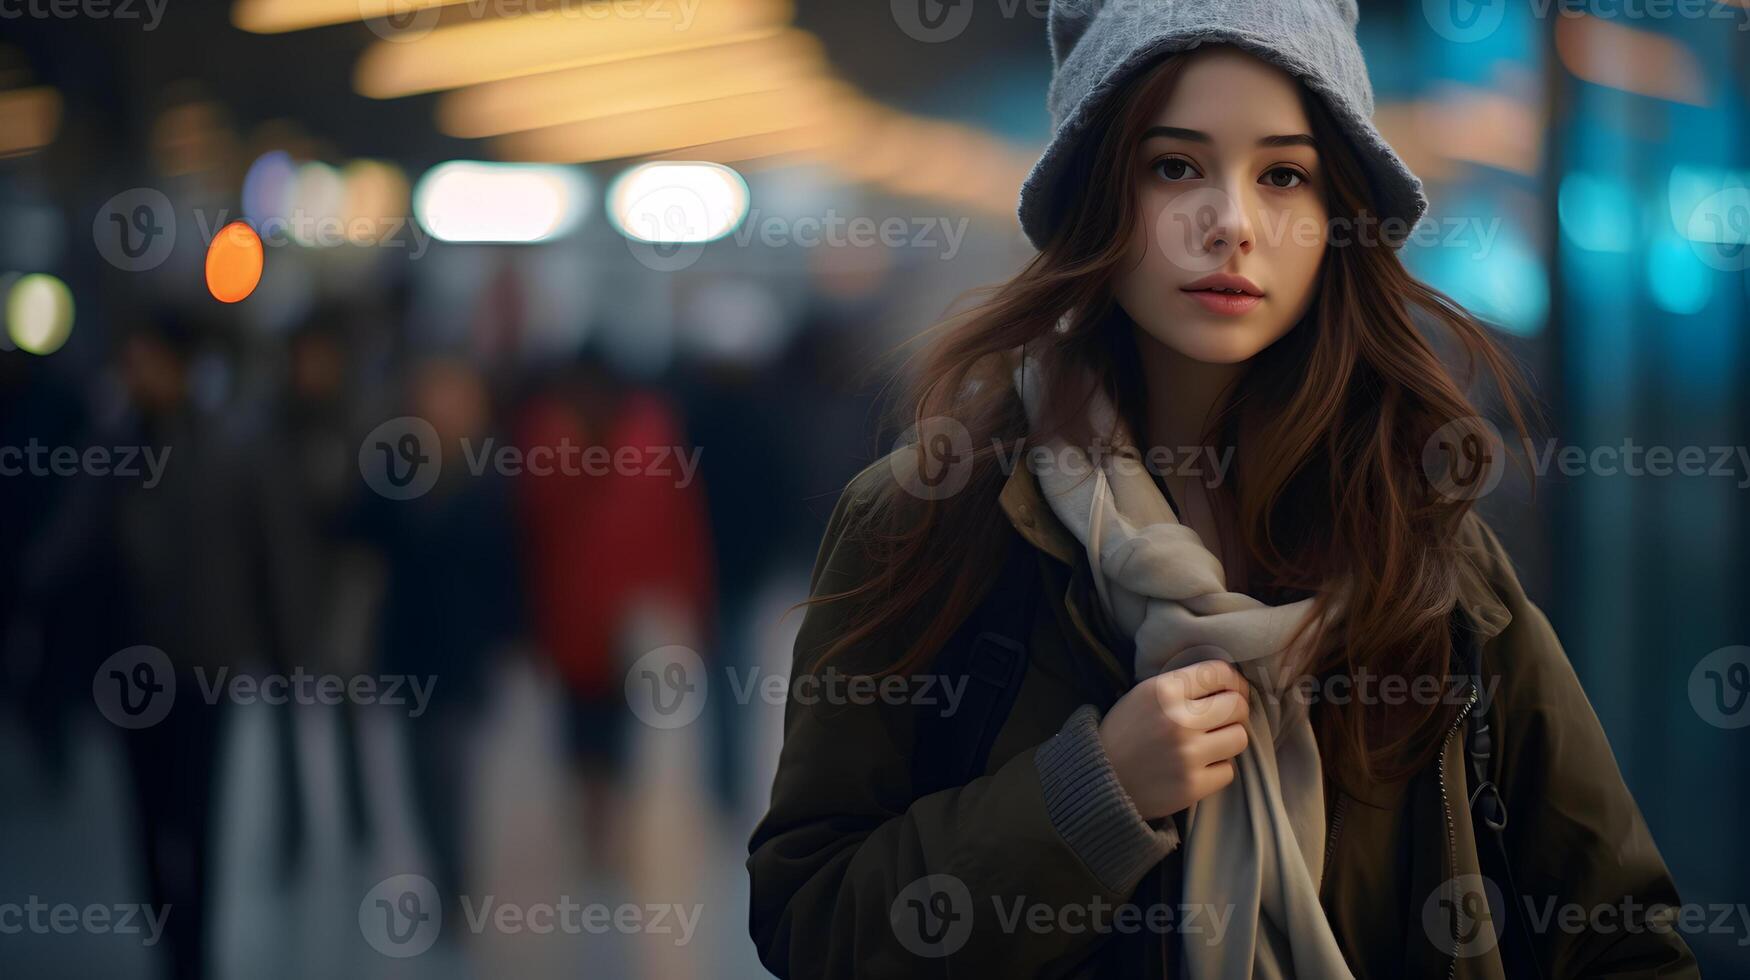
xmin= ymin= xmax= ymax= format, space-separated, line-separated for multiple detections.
xmin=1437 ymin=682 xmax=1481 ymax=980
xmin=1322 ymin=790 xmax=1347 ymax=889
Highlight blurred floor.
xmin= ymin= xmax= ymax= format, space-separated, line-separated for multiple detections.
xmin=0 ymin=648 xmax=777 ymax=980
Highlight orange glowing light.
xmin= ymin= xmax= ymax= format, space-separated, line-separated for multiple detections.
xmin=205 ymin=221 xmax=264 ymax=302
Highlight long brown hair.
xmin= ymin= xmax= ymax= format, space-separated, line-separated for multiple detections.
xmin=805 ymin=48 xmax=1535 ymax=786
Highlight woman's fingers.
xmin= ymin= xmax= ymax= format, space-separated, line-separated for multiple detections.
xmin=1169 ymin=659 xmax=1249 ymax=700
xmin=1191 ymin=721 xmax=1250 ymax=766
xmin=1176 ymin=688 xmax=1249 ymax=730
xmin=1195 ymin=758 xmax=1238 ymax=796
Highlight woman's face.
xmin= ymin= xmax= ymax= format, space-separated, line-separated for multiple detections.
xmin=1113 ymin=47 xmax=1329 ymax=365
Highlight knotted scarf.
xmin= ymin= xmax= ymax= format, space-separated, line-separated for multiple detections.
xmin=1013 ymin=345 xmax=1353 ymax=980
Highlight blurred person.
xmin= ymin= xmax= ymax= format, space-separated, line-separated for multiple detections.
xmin=0 ymin=346 xmax=102 ymax=790
xmin=264 ymin=308 xmax=383 ymax=880
xmin=105 ymin=308 xmax=307 ymax=980
xmin=747 ymin=12 xmax=1695 ymax=980
xmin=511 ymin=355 xmax=715 ymax=876
xmin=353 ymin=356 xmax=522 ymax=910
xmin=671 ymin=352 xmax=797 ymax=816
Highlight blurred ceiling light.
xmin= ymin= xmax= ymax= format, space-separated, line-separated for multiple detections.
xmin=813 ymin=110 xmax=912 ymax=185
xmin=291 ymin=162 xmax=346 ymax=246
xmin=438 ymin=30 xmax=823 ymax=138
xmin=1668 ymin=166 xmax=1750 ymax=246
xmin=242 ymin=150 xmax=299 ymax=225
xmin=6 ymin=273 xmax=75 ymax=355
xmin=354 ymin=0 xmax=791 ymax=98
xmin=496 ymin=80 xmax=849 ymax=163
xmin=820 ymin=116 xmax=1031 ymax=219
xmin=1559 ymin=172 xmax=1637 ymax=252
xmin=413 ymin=160 xmax=591 ymax=243
xmin=236 ymin=0 xmax=456 ymax=33
xmin=1555 ymin=14 xmax=1707 ymax=106
xmin=607 ymin=162 xmax=749 ymax=244
xmin=0 ymin=86 xmax=61 ymax=157
xmin=1647 ymin=233 xmax=1713 ymax=315
xmin=206 ymin=221 xmax=266 ymax=303
xmin=640 ymin=123 xmax=852 ymax=170
xmin=341 ymin=159 xmax=411 ymax=244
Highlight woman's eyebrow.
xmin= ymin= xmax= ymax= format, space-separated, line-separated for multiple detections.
xmin=1140 ymin=126 xmax=1316 ymax=149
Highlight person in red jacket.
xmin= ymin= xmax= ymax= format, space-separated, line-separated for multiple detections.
xmin=512 ymin=359 xmax=714 ymax=871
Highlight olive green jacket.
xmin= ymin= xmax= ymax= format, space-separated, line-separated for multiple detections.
xmin=747 ymin=455 xmax=1697 ymax=979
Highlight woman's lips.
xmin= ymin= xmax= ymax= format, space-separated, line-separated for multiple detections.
xmin=1182 ymin=288 xmax=1262 ymax=315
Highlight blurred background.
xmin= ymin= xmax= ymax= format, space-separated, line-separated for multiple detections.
xmin=1 ymin=0 xmax=1747 ymax=976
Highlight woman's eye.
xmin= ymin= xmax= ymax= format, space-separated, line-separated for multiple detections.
xmin=1263 ymin=167 xmax=1306 ymax=189
xmin=1152 ymin=158 xmax=1199 ymax=181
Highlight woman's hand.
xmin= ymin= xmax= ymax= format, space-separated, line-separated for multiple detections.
xmin=1096 ymin=659 xmax=1252 ymax=821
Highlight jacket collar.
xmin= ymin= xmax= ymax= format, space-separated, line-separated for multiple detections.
xmin=996 ymin=459 xmax=1513 ymax=641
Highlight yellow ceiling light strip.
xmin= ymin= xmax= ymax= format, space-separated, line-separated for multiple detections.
xmin=354 ymin=0 xmax=791 ymax=97
xmin=630 ymin=98 xmax=884 ymax=168
xmin=1555 ymin=13 xmax=1707 ymax=106
xmin=494 ymin=79 xmax=849 ymax=162
xmin=439 ymin=29 xmax=822 ymax=138
xmin=235 ymin=0 xmax=454 ymax=33
xmin=633 ymin=126 xmax=841 ymax=168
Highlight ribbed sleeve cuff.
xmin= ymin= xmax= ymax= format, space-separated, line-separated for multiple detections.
xmin=1034 ymin=704 xmax=1180 ymax=894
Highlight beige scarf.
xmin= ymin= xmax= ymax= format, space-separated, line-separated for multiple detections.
xmin=1013 ymin=347 xmax=1353 ymax=980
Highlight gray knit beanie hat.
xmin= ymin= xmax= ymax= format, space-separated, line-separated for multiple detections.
xmin=1017 ymin=0 xmax=1427 ymax=250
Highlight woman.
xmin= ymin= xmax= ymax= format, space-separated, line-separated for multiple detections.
xmin=747 ymin=1 xmax=1696 ymax=977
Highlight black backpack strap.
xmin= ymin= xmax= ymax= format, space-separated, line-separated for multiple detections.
xmin=911 ymin=534 xmax=1040 ymax=796
xmin=1459 ymin=614 xmax=1547 ymax=980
